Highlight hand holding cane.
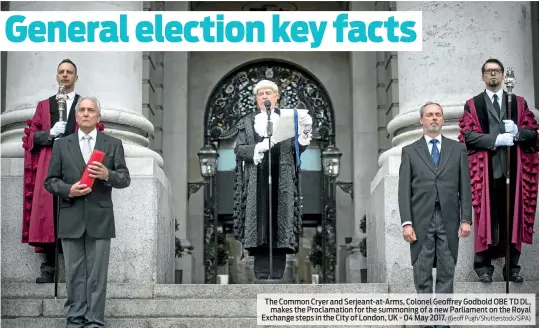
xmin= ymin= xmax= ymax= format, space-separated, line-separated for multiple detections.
xmin=504 ymin=67 xmax=515 ymax=294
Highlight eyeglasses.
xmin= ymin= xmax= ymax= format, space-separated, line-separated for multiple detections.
xmin=484 ymin=69 xmax=502 ymax=74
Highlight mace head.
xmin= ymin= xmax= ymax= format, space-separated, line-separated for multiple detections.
xmin=504 ymin=67 xmax=516 ymax=90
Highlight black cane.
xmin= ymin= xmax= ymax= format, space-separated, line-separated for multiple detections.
xmin=504 ymin=67 xmax=515 ymax=294
xmin=54 ymin=196 xmax=60 ymax=298
xmin=54 ymin=84 xmax=66 ymax=298
xmin=264 ymin=100 xmax=273 ymax=279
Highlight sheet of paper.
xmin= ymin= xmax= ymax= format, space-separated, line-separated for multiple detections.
xmin=272 ymin=108 xmax=309 ymax=144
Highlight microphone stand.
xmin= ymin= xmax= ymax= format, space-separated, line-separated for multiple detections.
xmin=265 ymin=103 xmax=273 ymax=279
xmin=54 ymin=84 xmax=67 ymax=298
xmin=504 ymin=68 xmax=515 ymax=294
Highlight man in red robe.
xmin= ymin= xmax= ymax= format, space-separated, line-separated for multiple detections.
xmin=22 ymin=58 xmax=104 ymax=283
xmin=458 ymin=58 xmax=539 ymax=283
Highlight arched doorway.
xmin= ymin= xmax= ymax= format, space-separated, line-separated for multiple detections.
xmin=203 ymin=60 xmax=337 ymax=284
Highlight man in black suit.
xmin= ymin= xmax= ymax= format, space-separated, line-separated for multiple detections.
xmin=398 ymin=102 xmax=473 ymax=296
xmin=45 ymin=96 xmax=130 ymax=328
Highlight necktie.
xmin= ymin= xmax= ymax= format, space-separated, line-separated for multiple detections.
xmin=430 ymin=139 xmax=440 ymax=166
xmin=81 ymin=135 xmax=92 ymax=164
xmin=493 ymin=94 xmax=501 ymax=116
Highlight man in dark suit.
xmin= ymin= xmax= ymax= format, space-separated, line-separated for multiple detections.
xmin=398 ymin=102 xmax=473 ymax=304
xmin=459 ymin=58 xmax=539 ymax=283
xmin=45 ymin=96 xmax=130 ymax=327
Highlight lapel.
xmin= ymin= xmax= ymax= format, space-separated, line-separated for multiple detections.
xmin=500 ymin=91 xmax=507 ymax=121
xmin=437 ymin=136 xmax=454 ymax=174
xmin=65 ymin=94 xmax=80 ymax=135
xmin=49 ymin=95 xmax=59 ymax=125
xmin=414 ymin=138 xmax=437 ymax=174
xmin=67 ymin=130 xmax=107 ymax=175
xmin=68 ymin=133 xmax=86 ymax=175
xmin=483 ymin=91 xmax=501 ymax=122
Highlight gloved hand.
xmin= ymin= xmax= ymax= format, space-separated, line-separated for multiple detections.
xmin=49 ymin=121 xmax=67 ymax=137
xmin=503 ymin=119 xmax=518 ymax=136
xmin=299 ymin=113 xmax=312 ymax=126
xmin=494 ymin=133 xmax=514 ymax=147
xmin=255 ymin=138 xmax=275 ymax=153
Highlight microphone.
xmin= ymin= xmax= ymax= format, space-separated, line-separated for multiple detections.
xmin=264 ymin=100 xmax=273 ymax=136
xmin=263 ymin=99 xmax=272 ymax=113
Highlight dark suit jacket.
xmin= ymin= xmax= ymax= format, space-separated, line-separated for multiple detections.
xmin=44 ymin=130 xmax=130 ymax=239
xmin=398 ymin=135 xmax=473 ymax=266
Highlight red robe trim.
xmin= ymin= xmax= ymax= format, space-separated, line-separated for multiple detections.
xmin=21 ymin=99 xmax=105 ymax=253
xmin=458 ymin=96 xmax=539 ymax=255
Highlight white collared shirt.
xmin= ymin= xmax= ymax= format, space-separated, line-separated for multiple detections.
xmin=485 ymin=88 xmax=503 ymax=108
xmin=78 ymin=127 xmax=97 ymax=152
xmin=424 ymin=134 xmax=442 ymax=155
xmin=65 ymin=90 xmax=76 ymax=120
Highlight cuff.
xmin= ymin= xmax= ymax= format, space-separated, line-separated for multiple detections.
xmin=402 ymin=221 xmax=412 ymax=227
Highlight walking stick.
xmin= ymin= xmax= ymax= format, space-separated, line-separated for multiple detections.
xmin=54 ymin=84 xmax=67 ymax=298
xmin=504 ymin=68 xmax=515 ymax=294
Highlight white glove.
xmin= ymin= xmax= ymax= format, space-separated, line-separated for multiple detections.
xmin=50 ymin=121 xmax=67 ymax=137
xmin=503 ymin=119 xmax=518 ymax=136
xmin=254 ymin=138 xmax=275 ymax=153
xmin=495 ymin=133 xmax=514 ymax=147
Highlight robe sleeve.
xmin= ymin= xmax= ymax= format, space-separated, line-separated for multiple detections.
xmin=234 ymin=119 xmax=256 ymax=163
xmin=461 ymin=103 xmax=497 ymax=151
xmin=515 ymin=101 xmax=538 ymax=149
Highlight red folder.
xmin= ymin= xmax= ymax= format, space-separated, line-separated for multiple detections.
xmin=80 ymin=149 xmax=106 ymax=187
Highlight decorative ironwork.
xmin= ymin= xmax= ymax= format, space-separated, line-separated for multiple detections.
xmin=321 ymin=176 xmax=337 ymax=283
xmin=336 ymin=181 xmax=353 ymax=199
xmin=203 ymin=177 xmax=219 ymax=284
xmin=187 ymin=181 xmax=208 ymax=199
xmin=205 ymin=60 xmax=335 ymax=141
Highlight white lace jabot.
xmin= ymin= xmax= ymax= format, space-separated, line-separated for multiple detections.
xmin=253 ymin=110 xmax=280 ymax=138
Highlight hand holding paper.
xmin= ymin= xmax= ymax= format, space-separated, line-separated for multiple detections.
xmin=272 ymin=108 xmax=311 ymax=144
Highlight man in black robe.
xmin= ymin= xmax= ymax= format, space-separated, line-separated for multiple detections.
xmin=233 ymin=79 xmax=312 ymax=280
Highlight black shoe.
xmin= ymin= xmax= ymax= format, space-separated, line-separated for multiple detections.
xmin=36 ymin=270 xmax=54 ymax=283
xmin=36 ymin=263 xmax=55 ymax=284
xmin=478 ymin=273 xmax=492 ymax=283
xmin=504 ymin=272 xmax=523 ymax=283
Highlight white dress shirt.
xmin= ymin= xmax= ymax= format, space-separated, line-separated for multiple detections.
xmin=402 ymin=134 xmax=442 ymax=227
xmin=65 ymin=90 xmax=76 ymax=120
xmin=485 ymin=88 xmax=503 ymax=109
xmin=78 ymin=128 xmax=97 ymax=153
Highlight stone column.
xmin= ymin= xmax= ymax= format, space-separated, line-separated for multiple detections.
xmin=346 ymin=1 xmax=380 ymax=283
xmin=368 ymin=1 xmax=538 ymax=292
xmin=162 ymin=1 xmax=193 ymax=283
xmin=1 ymin=1 xmax=175 ymax=284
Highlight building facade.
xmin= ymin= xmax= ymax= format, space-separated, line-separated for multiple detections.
xmin=1 ymin=1 xmax=538 ymax=286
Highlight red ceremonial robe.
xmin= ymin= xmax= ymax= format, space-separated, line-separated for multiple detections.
xmin=458 ymin=95 xmax=539 ymax=256
xmin=21 ymin=97 xmax=104 ymax=253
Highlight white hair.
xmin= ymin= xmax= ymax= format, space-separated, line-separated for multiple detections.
xmin=75 ymin=96 xmax=101 ymax=115
xmin=253 ymin=80 xmax=279 ymax=96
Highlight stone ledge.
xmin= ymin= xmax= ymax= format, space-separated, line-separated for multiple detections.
xmin=1 ymin=317 xmax=537 ymax=328
xmin=1 ymin=282 xmax=389 ymax=299
xmin=0 ymin=318 xmax=383 ymax=328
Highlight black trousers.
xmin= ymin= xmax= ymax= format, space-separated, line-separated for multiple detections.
xmin=474 ymin=177 xmax=520 ymax=276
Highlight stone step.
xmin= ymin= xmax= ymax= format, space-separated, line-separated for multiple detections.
xmin=1 ymin=317 xmax=536 ymax=328
xmin=4 ymin=281 xmax=537 ymax=299
xmin=0 ymin=317 xmax=371 ymax=328
xmin=1 ymin=282 xmax=389 ymax=299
